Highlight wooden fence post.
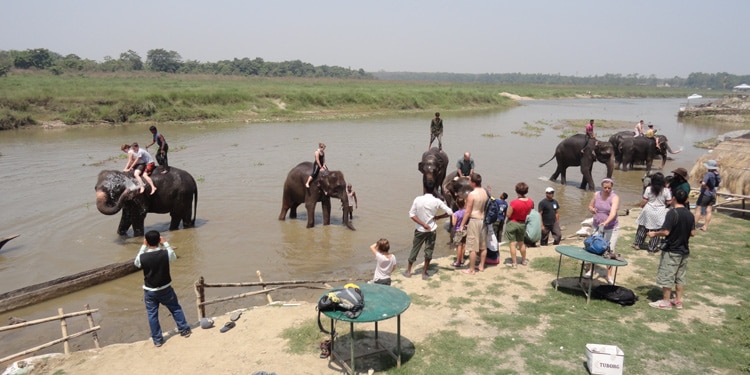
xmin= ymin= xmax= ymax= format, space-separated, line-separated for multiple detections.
xmin=84 ymin=304 xmax=100 ymax=349
xmin=195 ymin=276 xmax=205 ymax=319
xmin=58 ymin=308 xmax=70 ymax=355
xmin=256 ymin=271 xmax=274 ymax=304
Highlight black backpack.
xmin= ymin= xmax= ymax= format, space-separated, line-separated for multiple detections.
xmin=592 ymin=285 xmax=638 ymax=306
xmin=483 ymin=189 xmax=498 ymax=225
xmin=317 ymin=285 xmax=364 ymax=334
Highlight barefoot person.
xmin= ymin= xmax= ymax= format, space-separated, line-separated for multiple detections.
xmin=459 ymin=173 xmax=488 ymax=275
xmin=130 ymin=143 xmax=157 ymax=195
xmin=145 ymin=126 xmax=169 ymax=174
xmin=122 ymin=143 xmax=157 ymax=195
xmin=428 ymin=112 xmax=443 ymax=150
xmin=305 ymin=143 xmax=327 ymax=189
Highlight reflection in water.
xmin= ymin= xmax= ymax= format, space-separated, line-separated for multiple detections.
xmin=0 ymin=98 xmax=727 ymax=352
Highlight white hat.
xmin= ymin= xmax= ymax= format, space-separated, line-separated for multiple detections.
xmin=545 ymin=187 xmax=555 ymax=193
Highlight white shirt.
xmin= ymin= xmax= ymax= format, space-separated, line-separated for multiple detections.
xmin=409 ymin=193 xmax=453 ymax=232
xmin=135 ymin=148 xmax=154 ymax=164
xmin=373 ymin=252 xmax=396 ymax=281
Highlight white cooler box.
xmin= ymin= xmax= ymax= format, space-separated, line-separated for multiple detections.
xmin=585 ymin=344 xmax=624 ymax=375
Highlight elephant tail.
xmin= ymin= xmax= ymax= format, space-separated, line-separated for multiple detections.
xmin=539 ymin=154 xmax=556 ymax=168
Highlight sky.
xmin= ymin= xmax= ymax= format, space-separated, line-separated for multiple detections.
xmin=2 ymin=0 xmax=749 ymax=78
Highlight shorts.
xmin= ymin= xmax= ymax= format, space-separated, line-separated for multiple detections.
xmin=465 ymin=219 xmax=487 ymax=253
xmin=656 ymin=251 xmax=689 ymax=288
xmin=504 ymin=220 xmax=526 ymax=242
xmin=145 ymin=162 xmax=156 ymax=176
xmin=696 ymin=193 xmax=715 ymax=207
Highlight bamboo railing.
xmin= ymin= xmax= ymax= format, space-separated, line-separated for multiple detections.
xmin=0 ymin=304 xmax=100 ymax=365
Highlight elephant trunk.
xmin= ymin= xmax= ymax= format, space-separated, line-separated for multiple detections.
xmin=605 ymin=154 xmax=614 ymax=178
xmin=340 ymin=193 xmax=356 ymax=231
xmin=666 ymin=143 xmax=681 ymax=154
xmin=96 ymin=190 xmax=127 ymax=215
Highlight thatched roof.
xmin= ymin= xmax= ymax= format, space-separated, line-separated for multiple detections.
xmin=689 ymin=134 xmax=750 ymax=196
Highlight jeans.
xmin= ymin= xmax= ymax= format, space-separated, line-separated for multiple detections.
xmin=144 ymin=286 xmax=190 ymax=345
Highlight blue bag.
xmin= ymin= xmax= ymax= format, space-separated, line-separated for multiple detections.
xmin=584 ymin=232 xmax=609 ymax=255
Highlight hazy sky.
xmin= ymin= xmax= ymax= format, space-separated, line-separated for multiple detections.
xmin=2 ymin=0 xmax=748 ymax=77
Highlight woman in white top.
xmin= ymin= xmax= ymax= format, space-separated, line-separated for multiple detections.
xmin=370 ymin=239 xmax=396 ymax=285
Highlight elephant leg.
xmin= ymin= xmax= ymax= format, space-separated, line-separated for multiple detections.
xmin=305 ymin=200 xmax=317 ymax=228
xmin=321 ymin=197 xmax=332 ymax=226
xmin=132 ymin=213 xmax=146 ymax=237
xmin=278 ymin=204 xmax=289 ymax=221
xmin=117 ymin=212 xmax=131 ymax=236
xmin=550 ymin=166 xmax=562 ymax=183
xmin=290 ymin=206 xmax=298 ymax=219
xmin=559 ymin=168 xmax=567 ymax=185
xmin=183 ymin=208 xmax=194 ymax=228
xmin=170 ymin=213 xmax=181 ymax=231
xmin=580 ymin=164 xmax=595 ymax=191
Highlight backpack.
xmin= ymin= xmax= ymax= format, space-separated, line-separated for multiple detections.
xmin=592 ymin=285 xmax=638 ymax=306
xmin=584 ymin=232 xmax=610 ymax=255
xmin=484 ymin=189 xmax=499 ymax=225
xmin=317 ymin=284 xmax=365 ymax=334
xmin=707 ymin=171 xmax=721 ymax=189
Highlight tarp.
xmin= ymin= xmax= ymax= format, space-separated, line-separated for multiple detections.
xmin=733 ymin=83 xmax=750 ymax=90
xmin=687 ymin=94 xmax=703 ymax=99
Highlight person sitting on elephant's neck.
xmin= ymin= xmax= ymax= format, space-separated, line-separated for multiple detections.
xmin=305 ymin=143 xmax=327 ymax=189
xmin=581 ymin=119 xmax=596 ymax=153
xmin=634 ymin=120 xmax=645 ymax=137
xmin=646 ymin=124 xmax=661 ymax=150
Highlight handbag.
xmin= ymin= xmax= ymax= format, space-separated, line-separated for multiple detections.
xmin=584 ymin=231 xmax=610 ymax=255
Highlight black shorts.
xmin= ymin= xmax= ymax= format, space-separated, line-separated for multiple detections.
xmin=696 ymin=193 xmax=716 ymax=207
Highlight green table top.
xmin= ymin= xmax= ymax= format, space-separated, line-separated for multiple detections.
xmin=321 ymin=283 xmax=411 ymax=323
xmin=555 ymin=245 xmax=628 ymax=267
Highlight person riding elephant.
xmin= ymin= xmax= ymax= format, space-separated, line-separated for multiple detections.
xmin=95 ymin=167 xmax=198 ymax=237
xmin=278 ymin=162 xmax=355 ymax=230
xmin=539 ymin=134 xmax=614 ymax=191
xmin=418 ymin=147 xmax=449 ymax=197
xmin=618 ymin=134 xmax=680 ymax=172
xmin=442 ymin=170 xmax=473 ymax=211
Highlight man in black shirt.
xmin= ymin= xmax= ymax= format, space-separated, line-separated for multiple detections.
xmin=134 ymin=230 xmax=191 ymax=347
xmin=647 ymin=189 xmax=695 ymax=310
xmin=538 ymin=187 xmax=562 ymax=246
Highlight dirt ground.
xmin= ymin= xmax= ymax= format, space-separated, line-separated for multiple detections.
xmin=12 ymin=211 xmax=718 ymax=375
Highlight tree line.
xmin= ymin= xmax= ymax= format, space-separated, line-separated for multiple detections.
xmin=0 ymin=48 xmax=371 ymax=79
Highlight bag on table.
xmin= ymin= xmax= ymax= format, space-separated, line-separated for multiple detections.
xmin=583 ymin=231 xmax=610 ymax=255
xmin=317 ymin=283 xmax=365 ymax=334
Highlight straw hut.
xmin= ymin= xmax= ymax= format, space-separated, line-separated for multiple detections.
xmin=689 ymin=133 xmax=750 ymax=196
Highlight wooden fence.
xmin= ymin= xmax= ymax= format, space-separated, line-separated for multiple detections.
xmin=0 ymin=305 xmax=100 ymax=365
xmin=193 ymin=271 xmax=358 ymax=318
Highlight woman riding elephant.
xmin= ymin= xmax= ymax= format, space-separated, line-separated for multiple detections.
xmin=279 ymin=162 xmax=355 ymax=230
xmin=539 ymin=134 xmax=614 ymax=191
xmin=94 ymin=167 xmax=198 ymax=237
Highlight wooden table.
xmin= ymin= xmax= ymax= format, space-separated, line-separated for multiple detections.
xmin=554 ymin=245 xmax=628 ymax=303
xmin=321 ymin=283 xmax=411 ymax=375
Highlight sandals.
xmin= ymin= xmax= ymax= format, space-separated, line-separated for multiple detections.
xmin=319 ymin=340 xmax=331 ymax=358
xmin=451 ymin=260 xmax=464 ymax=267
xmin=521 ymin=259 xmax=529 ymax=266
xmin=220 ymin=321 xmax=235 ymax=333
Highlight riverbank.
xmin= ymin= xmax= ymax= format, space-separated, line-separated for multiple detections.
xmin=23 ymin=210 xmax=750 ymax=375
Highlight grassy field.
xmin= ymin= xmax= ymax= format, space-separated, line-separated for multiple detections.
xmin=0 ymin=72 xmax=705 ymax=130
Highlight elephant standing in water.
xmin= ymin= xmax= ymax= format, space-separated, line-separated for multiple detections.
xmin=95 ymin=167 xmax=198 ymax=237
xmin=278 ymin=162 xmax=355 ymax=230
xmin=441 ymin=171 xmax=472 ymax=211
xmin=418 ymin=147 xmax=449 ymax=197
xmin=539 ymin=134 xmax=614 ymax=191
xmin=618 ymin=134 xmax=680 ymax=172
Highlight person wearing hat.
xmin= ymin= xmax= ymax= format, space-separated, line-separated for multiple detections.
xmin=669 ymin=167 xmax=691 ymax=207
xmin=538 ymin=187 xmax=562 ymax=246
xmin=429 ymin=112 xmax=444 ymax=151
xmin=694 ymin=160 xmax=720 ymax=232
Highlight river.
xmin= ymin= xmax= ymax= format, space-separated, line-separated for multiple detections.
xmin=0 ymin=97 xmax=731 ymax=355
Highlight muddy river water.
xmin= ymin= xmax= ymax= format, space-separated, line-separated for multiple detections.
xmin=0 ymin=97 xmax=730 ymax=353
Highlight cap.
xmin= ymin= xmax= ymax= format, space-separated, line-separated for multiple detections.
xmin=200 ymin=317 xmax=214 ymax=329
xmin=545 ymin=187 xmax=555 ymax=193
xmin=703 ymin=159 xmax=718 ymax=170
xmin=671 ymin=167 xmax=688 ymax=180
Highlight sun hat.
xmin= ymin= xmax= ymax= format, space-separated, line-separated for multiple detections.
xmin=545 ymin=187 xmax=555 ymax=193
xmin=703 ymin=160 xmax=718 ymax=170
xmin=200 ymin=317 xmax=214 ymax=329
xmin=671 ymin=167 xmax=688 ymax=180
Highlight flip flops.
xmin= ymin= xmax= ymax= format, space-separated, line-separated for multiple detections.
xmin=230 ymin=311 xmax=242 ymax=322
xmin=220 ymin=321 xmax=236 ymax=333
xmin=319 ymin=340 xmax=331 ymax=358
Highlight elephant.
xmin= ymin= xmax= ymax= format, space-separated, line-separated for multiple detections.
xmin=278 ymin=162 xmax=355 ymax=231
xmin=608 ymin=130 xmax=635 ymax=163
xmin=539 ymin=134 xmax=615 ymax=191
xmin=95 ymin=166 xmax=198 ymax=237
xmin=617 ymin=134 xmax=680 ymax=172
xmin=441 ymin=171 xmax=473 ymax=211
xmin=418 ymin=147 xmax=449 ymax=196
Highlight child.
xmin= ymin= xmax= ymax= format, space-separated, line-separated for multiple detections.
xmin=370 ymin=238 xmax=396 ymax=285
xmin=451 ymin=198 xmax=467 ymax=267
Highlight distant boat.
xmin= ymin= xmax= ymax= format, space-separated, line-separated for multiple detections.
xmin=687 ymin=94 xmax=703 ymax=100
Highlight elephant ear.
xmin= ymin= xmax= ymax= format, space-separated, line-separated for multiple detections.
xmin=418 ymin=162 xmax=425 ymax=173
